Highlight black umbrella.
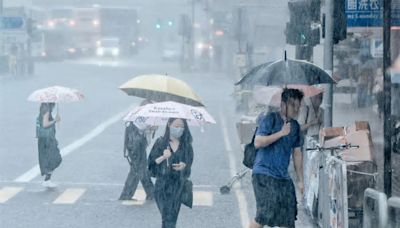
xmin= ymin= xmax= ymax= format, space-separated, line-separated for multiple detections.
xmin=235 ymin=58 xmax=336 ymax=87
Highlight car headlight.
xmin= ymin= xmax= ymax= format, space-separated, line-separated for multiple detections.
xmin=68 ymin=48 xmax=76 ymax=53
xmin=112 ymin=48 xmax=120 ymax=56
xmin=96 ymin=48 xmax=104 ymax=56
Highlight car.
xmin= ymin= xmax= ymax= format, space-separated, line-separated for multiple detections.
xmin=162 ymin=43 xmax=180 ymax=61
xmin=96 ymin=38 xmax=120 ymax=57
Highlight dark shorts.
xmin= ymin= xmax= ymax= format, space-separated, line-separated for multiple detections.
xmin=252 ymin=174 xmax=297 ymax=228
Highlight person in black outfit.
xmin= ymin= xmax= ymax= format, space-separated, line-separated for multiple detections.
xmin=119 ymin=121 xmax=155 ymax=201
xmin=148 ymin=118 xmax=194 ymax=228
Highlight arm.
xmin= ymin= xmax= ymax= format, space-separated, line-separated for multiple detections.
xmin=155 ymin=154 xmax=168 ymax=164
xmin=254 ymin=131 xmax=284 ymax=149
xmin=293 ymin=147 xmax=304 ymax=194
xmin=42 ymin=112 xmax=57 ymax=128
xmin=148 ymin=138 xmax=169 ymax=177
xmin=182 ymin=145 xmax=194 ymax=178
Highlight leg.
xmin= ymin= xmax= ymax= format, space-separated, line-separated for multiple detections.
xmin=119 ymin=166 xmax=140 ymax=200
xmin=162 ymin=197 xmax=181 ymax=228
xmin=139 ymin=166 xmax=154 ymax=200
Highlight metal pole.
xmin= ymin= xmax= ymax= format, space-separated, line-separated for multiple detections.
xmin=190 ymin=0 xmax=195 ymax=69
xmin=383 ymin=0 xmax=392 ymax=197
xmin=323 ymin=0 xmax=333 ymax=128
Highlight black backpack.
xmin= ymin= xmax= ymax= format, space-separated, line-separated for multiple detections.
xmin=242 ymin=112 xmax=276 ymax=169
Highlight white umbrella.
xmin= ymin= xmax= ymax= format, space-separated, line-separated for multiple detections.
xmin=123 ymin=101 xmax=216 ymax=126
xmin=27 ymin=86 xmax=84 ymax=103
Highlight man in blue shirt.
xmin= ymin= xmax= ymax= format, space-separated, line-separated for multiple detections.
xmin=249 ymin=88 xmax=304 ymax=228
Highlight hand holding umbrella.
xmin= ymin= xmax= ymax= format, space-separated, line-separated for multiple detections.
xmin=163 ymin=147 xmax=172 ymax=167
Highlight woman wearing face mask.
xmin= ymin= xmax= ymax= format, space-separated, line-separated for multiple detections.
xmin=148 ymin=118 xmax=194 ymax=228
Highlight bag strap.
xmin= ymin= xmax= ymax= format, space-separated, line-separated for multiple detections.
xmin=250 ymin=127 xmax=258 ymax=144
xmin=252 ymin=111 xmax=279 ymax=145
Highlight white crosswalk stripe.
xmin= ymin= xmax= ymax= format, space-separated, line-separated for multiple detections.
xmin=53 ymin=188 xmax=86 ymax=204
xmin=0 ymin=185 xmax=215 ymax=207
xmin=193 ymin=191 xmax=213 ymax=207
xmin=0 ymin=187 xmax=23 ymax=203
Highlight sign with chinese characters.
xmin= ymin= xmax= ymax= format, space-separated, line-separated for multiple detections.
xmin=0 ymin=17 xmax=25 ymax=30
xmin=346 ymin=0 xmax=400 ymax=27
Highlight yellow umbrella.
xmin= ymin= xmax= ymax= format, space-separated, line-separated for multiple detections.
xmin=119 ymin=74 xmax=204 ymax=106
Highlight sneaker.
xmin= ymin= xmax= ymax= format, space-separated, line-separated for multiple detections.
xmin=42 ymin=180 xmax=57 ymax=188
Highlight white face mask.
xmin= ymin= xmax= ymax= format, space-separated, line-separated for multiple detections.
xmin=170 ymin=126 xmax=184 ymax=139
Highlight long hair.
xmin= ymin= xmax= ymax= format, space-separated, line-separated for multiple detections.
xmin=39 ymin=103 xmax=55 ymax=118
xmin=162 ymin=118 xmax=193 ymax=147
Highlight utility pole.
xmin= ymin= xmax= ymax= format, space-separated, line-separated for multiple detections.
xmin=383 ymin=0 xmax=392 ymax=197
xmin=190 ymin=0 xmax=196 ymax=70
xmin=323 ymin=0 xmax=333 ymax=128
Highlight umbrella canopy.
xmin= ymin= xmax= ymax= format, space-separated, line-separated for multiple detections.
xmin=123 ymin=101 xmax=216 ymax=126
xmin=252 ymin=85 xmax=323 ymax=107
xmin=27 ymin=86 xmax=84 ymax=103
xmin=119 ymin=74 xmax=204 ymax=106
xmin=235 ymin=58 xmax=336 ymax=87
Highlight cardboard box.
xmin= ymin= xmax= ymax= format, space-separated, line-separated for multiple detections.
xmin=319 ymin=127 xmax=345 ymax=145
xmin=346 ymin=121 xmax=371 ymax=133
xmin=236 ymin=121 xmax=257 ymax=145
xmin=323 ymin=130 xmax=374 ymax=162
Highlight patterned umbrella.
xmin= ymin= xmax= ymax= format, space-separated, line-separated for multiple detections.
xmin=123 ymin=101 xmax=216 ymax=126
xmin=253 ymin=84 xmax=323 ymax=107
xmin=27 ymin=86 xmax=84 ymax=103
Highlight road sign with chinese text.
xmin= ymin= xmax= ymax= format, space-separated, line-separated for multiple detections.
xmin=346 ymin=0 xmax=400 ymax=27
xmin=0 ymin=17 xmax=25 ymax=30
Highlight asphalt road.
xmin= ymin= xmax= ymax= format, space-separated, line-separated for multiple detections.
xmin=0 ymin=52 xmax=316 ymax=228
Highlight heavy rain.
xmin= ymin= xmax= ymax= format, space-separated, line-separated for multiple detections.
xmin=0 ymin=0 xmax=399 ymax=228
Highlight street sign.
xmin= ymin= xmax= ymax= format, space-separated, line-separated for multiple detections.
xmin=345 ymin=0 xmax=400 ymax=27
xmin=0 ymin=17 xmax=25 ymax=30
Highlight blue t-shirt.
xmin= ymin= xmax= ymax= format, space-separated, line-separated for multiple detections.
xmin=252 ymin=112 xmax=304 ymax=179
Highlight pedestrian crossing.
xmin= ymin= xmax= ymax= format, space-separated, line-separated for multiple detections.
xmin=0 ymin=185 xmax=217 ymax=207
xmin=0 ymin=187 xmax=23 ymax=203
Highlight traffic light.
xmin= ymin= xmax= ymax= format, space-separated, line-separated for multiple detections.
xmin=286 ymin=0 xmax=321 ymax=46
xmin=156 ymin=18 xmax=161 ymax=29
xmin=333 ymin=0 xmax=347 ymax=44
xmin=168 ymin=20 xmax=173 ymax=27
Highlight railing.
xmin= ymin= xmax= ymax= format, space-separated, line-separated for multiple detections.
xmin=363 ymin=188 xmax=388 ymax=228
xmin=388 ymin=197 xmax=400 ymax=228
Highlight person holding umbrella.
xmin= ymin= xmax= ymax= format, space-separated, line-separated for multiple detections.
xmin=29 ymin=86 xmax=85 ymax=188
xmin=148 ymin=118 xmax=194 ymax=228
xmin=119 ymin=100 xmax=155 ymax=201
xmin=36 ymin=102 xmax=62 ymax=188
xmin=250 ymin=88 xmax=304 ymax=228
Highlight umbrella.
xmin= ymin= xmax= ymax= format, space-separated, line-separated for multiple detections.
xmin=123 ymin=101 xmax=216 ymax=126
xmin=235 ymin=58 xmax=336 ymax=87
xmin=27 ymin=86 xmax=84 ymax=103
xmin=119 ymin=74 xmax=204 ymax=106
xmin=252 ymin=85 xmax=323 ymax=107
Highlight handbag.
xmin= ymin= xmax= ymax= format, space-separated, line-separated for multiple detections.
xmin=242 ymin=128 xmax=258 ymax=169
xmin=36 ymin=117 xmax=54 ymax=138
xmin=181 ymin=179 xmax=193 ymax=208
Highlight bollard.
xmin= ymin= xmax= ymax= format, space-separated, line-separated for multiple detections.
xmin=388 ymin=197 xmax=400 ymax=228
xmin=363 ymin=188 xmax=388 ymax=228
